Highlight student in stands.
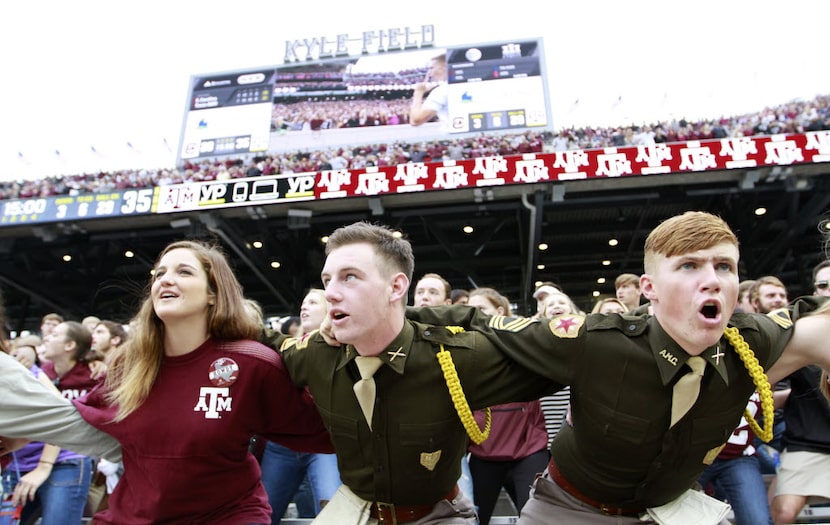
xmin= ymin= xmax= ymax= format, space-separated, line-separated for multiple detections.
xmin=72 ymin=240 xmax=332 ymax=524
xmin=5 ymin=321 xmax=99 ymax=525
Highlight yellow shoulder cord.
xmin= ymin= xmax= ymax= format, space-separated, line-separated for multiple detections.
xmin=723 ymin=326 xmax=774 ymax=443
xmin=435 ymin=326 xmax=491 ymax=444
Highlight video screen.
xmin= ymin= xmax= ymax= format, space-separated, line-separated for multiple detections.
xmin=178 ymin=39 xmax=550 ymax=163
xmin=270 ymin=39 xmax=550 ymax=149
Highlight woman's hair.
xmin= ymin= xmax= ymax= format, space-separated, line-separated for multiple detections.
xmin=98 ymin=320 xmax=128 ymax=347
xmin=62 ymin=320 xmax=93 ymax=362
xmin=469 ymin=287 xmax=512 ymax=316
xmin=591 ymin=297 xmax=627 ymax=314
xmin=296 ymin=288 xmax=327 ymax=339
xmin=105 ymin=240 xmax=261 ymax=421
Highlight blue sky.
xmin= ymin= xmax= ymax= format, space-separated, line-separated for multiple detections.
xmin=1 ymin=0 xmax=827 ymax=179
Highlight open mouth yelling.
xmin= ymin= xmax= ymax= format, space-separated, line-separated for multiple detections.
xmin=699 ymin=300 xmax=722 ymax=325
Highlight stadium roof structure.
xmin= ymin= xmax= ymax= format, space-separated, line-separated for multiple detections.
xmin=1 ymin=139 xmax=829 ymax=334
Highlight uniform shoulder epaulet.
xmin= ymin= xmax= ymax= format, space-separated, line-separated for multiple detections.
xmin=418 ymin=323 xmax=476 ymax=349
xmin=586 ymin=313 xmax=647 ymax=336
xmin=280 ymin=330 xmax=319 ymax=351
xmin=790 ymin=295 xmax=828 ymax=321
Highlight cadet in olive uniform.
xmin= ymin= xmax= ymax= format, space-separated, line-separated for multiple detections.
xmin=280 ymin=221 xmax=555 ymax=524
xmin=409 ymin=211 xmax=830 ymax=524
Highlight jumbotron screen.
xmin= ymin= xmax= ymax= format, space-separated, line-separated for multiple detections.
xmin=177 ymin=38 xmax=550 ymax=163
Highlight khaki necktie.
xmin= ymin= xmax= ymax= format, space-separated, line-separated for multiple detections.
xmin=353 ymin=356 xmax=383 ymax=430
xmin=670 ymin=356 xmax=707 ymax=427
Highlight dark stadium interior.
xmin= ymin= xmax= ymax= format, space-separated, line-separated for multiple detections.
xmin=1 ymin=161 xmax=828 ymax=333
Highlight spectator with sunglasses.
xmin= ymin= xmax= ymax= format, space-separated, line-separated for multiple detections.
xmin=813 ymin=260 xmax=830 ymax=297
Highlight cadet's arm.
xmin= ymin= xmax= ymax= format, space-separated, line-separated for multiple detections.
xmin=0 ymin=353 xmax=121 ymax=461
xmin=767 ymin=310 xmax=830 ymax=384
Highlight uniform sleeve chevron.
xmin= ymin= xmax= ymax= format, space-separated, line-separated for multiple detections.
xmin=767 ymin=308 xmax=793 ymax=329
xmin=486 ymin=315 xmax=536 ymax=332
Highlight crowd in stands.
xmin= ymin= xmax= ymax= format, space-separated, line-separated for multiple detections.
xmin=1 ymin=93 xmax=828 ymax=203
xmin=272 ymin=97 xmax=413 ymax=131
xmin=4 ymin=215 xmax=830 ymax=524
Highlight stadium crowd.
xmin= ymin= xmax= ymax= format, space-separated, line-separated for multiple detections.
xmin=2 ymin=88 xmax=830 ymax=524
xmin=0 ymin=93 xmax=828 ymax=202
xmin=3 ymin=231 xmax=830 ymax=524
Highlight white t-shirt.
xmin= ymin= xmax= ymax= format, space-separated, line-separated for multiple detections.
xmin=423 ymin=82 xmax=449 ymax=128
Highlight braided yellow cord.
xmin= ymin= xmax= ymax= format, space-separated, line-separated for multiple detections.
xmin=436 ymin=328 xmax=491 ymax=444
xmin=723 ymin=326 xmax=774 ymax=443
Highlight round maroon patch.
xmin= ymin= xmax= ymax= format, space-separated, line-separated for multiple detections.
xmin=208 ymin=357 xmax=239 ymax=387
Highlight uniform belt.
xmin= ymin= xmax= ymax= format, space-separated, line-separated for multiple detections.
xmin=548 ymin=460 xmax=643 ymax=517
xmin=368 ymin=484 xmax=459 ymax=524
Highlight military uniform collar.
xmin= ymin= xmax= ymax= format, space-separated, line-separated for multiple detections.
xmin=336 ymin=321 xmax=413 ymax=375
xmin=649 ymin=318 xmax=730 ymax=386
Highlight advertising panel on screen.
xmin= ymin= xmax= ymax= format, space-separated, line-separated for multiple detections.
xmin=446 ymin=40 xmax=548 ymax=133
xmin=179 ymin=68 xmax=277 ymax=161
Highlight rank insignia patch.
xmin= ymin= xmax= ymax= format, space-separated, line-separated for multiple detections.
xmin=487 ymin=316 xmax=536 ymax=332
xmin=420 ymin=450 xmax=441 ymax=471
xmin=767 ymin=308 xmax=793 ymax=329
xmin=548 ymin=315 xmax=585 ymax=338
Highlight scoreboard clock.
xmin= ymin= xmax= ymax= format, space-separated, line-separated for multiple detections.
xmin=1 ymin=188 xmax=156 ymax=225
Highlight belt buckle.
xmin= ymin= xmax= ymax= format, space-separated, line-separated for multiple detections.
xmin=375 ymin=501 xmax=397 ymax=525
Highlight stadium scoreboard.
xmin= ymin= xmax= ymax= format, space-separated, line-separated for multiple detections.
xmin=446 ymin=40 xmax=549 ymax=133
xmin=176 ymin=37 xmax=552 ymax=165
xmin=179 ymin=69 xmax=277 ymax=161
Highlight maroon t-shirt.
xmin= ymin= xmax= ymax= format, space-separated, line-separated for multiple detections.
xmin=717 ymin=392 xmax=761 ymax=460
xmin=41 ymin=360 xmax=99 ymax=401
xmin=74 ymin=338 xmax=332 ymax=525
xmin=469 ymin=400 xmax=549 ymax=461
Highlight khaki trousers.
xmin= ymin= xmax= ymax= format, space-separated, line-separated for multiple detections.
xmin=312 ymin=484 xmax=477 ymax=525
xmin=518 ymin=471 xmax=731 ymax=525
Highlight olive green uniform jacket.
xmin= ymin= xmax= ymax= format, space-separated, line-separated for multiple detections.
xmin=406 ymin=301 xmax=818 ymax=509
xmin=280 ymin=320 xmax=556 ymax=506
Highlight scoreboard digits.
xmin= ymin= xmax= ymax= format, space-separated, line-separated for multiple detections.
xmin=0 ymin=189 xmax=158 ymax=225
xmin=468 ymin=109 xmax=527 ymax=132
